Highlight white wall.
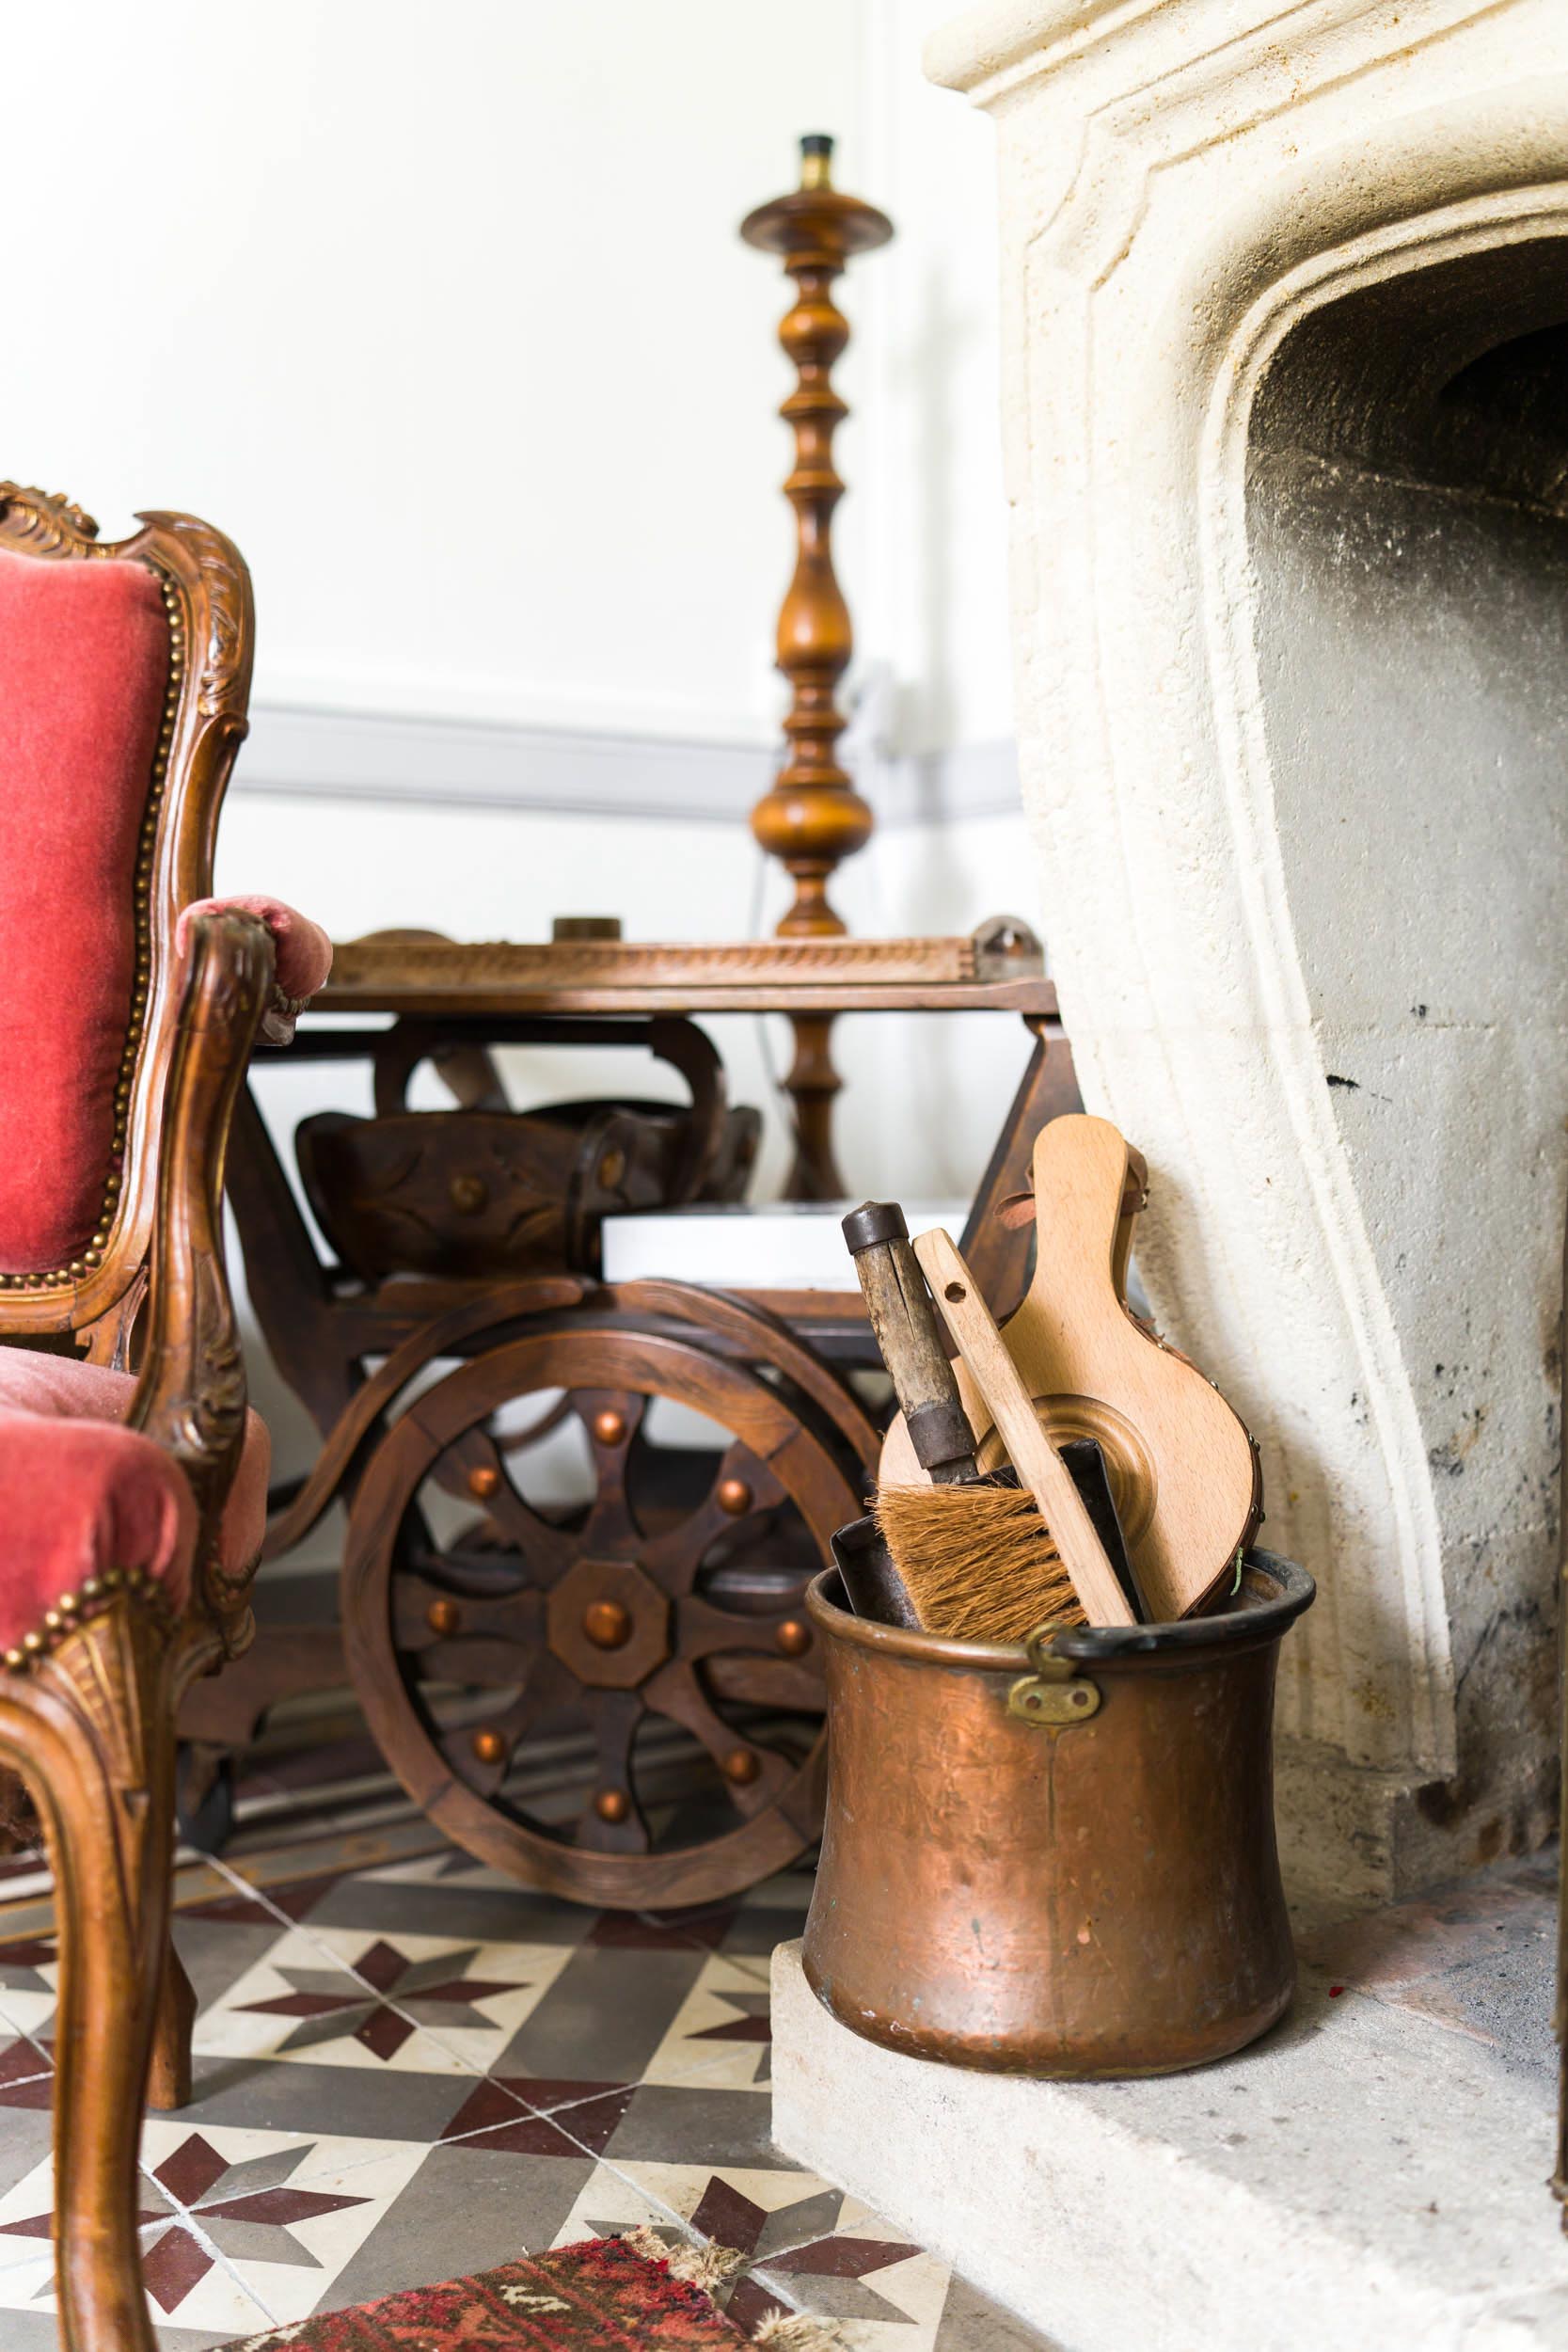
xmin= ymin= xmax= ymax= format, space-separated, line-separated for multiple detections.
xmin=859 ymin=0 xmax=1017 ymax=753
xmin=8 ymin=0 xmax=847 ymax=739
xmin=7 ymin=0 xmax=1010 ymax=756
xmin=8 ymin=3 xmax=1025 ymax=1470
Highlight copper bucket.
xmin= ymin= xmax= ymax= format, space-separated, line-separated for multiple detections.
xmin=801 ymin=1534 xmax=1314 ymax=2077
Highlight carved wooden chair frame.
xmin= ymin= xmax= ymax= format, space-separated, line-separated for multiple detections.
xmin=0 ymin=485 xmax=275 ymax=2352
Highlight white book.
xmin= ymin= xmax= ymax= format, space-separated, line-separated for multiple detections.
xmin=600 ymin=1200 xmax=974 ymax=1293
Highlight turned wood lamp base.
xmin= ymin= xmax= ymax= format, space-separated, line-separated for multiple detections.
xmin=741 ymin=135 xmax=894 ymax=1200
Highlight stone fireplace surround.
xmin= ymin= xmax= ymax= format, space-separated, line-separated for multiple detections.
xmin=924 ymin=0 xmax=1568 ymax=1904
xmin=771 ymin=2 xmax=1568 ymax=2341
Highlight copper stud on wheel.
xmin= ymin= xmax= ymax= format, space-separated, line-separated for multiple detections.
xmin=592 ymin=1407 xmax=626 ymax=1448
xmin=717 ymin=1476 xmax=752 ymax=1517
xmin=594 ymin=1787 xmax=631 ymax=1824
xmin=721 ymin=1746 xmax=761 ymax=1785
xmin=775 ymin=1618 xmax=811 ymax=1658
xmin=467 ymin=1464 xmax=500 ymax=1500
xmin=427 ymin=1598 xmax=462 ymax=1638
xmin=472 ymin=1728 xmax=508 ymax=1767
xmin=583 ymin=1598 xmax=633 ymax=1650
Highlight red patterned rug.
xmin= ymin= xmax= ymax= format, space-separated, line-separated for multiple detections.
xmin=218 ymin=2233 xmax=767 ymax=2349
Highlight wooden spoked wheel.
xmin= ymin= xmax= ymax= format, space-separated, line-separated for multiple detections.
xmin=341 ymin=1311 xmax=871 ymax=1910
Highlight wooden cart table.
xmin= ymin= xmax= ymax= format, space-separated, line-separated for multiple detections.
xmin=194 ymin=928 xmax=1082 ymax=1909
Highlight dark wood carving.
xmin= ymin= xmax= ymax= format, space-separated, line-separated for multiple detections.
xmin=297 ymin=1097 xmax=756 ymax=1283
xmin=0 ymin=486 xmax=269 ymax=2351
xmin=132 ymin=913 xmax=276 ymax=1615
xmin=741 ymin=137 xmax=894 ymax=1199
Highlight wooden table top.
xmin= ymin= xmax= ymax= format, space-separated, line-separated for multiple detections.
xmin=312 ymin=933 xmax=1060 ymax=1021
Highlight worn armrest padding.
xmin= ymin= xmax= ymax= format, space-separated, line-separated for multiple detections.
xmin=175 ymin=894 xmax=333 ymax=1003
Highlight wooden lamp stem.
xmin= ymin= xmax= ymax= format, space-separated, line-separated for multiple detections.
xmin=742 ymin=135 xmax=894 ymax=1200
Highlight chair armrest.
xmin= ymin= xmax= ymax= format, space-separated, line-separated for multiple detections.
xmin=175 ymin=894 xmax=333 ymax=1043
xmin=125 ymin=910 xmax=276 ymax=1598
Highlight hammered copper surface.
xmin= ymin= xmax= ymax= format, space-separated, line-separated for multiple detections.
xmin=803 ymin=1548 xmax=1314 ymax=2076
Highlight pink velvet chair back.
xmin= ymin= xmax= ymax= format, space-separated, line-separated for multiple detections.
xmin=0 ymin=488 xmax=255 ymax=1358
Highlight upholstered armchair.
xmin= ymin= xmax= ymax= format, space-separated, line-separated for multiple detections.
xmin=0 ymin=485 xmax=329 ymax=2352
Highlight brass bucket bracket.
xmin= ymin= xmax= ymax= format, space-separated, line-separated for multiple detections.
xmin=1007 ymin=1625 xmax=1101 ymax=1727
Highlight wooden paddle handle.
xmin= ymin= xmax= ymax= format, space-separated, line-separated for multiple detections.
xmin=842 ymin=1202 xmax=977 ymax=1484
xmin=1031 ymin=1115 xmax=1131 ymax=1318
xmin=913 ymin=1226 xmax=1137 ymax=1627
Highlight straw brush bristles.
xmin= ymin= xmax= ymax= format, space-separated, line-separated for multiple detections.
xmin=872 ymin=1481 xmax=1086 ymax=1641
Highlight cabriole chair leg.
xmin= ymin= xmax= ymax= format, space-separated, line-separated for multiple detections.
xmin=148 ymin=1940 xmax=197 ymax=2112
xmin=2 ymin=1598 xmax=179 ymax=2352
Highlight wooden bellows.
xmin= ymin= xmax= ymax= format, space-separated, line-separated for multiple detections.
xmin=883 ymin=1117 xmax=1260 ymax=1622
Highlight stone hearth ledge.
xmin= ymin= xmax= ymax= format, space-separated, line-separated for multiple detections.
xmin=771 ymin=1938 xmax=1568 ymax=2350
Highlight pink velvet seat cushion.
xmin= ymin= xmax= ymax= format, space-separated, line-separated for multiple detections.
xmin=0 ymin=548 xmax=170 ymax=1274
xmin=0 ymin=1353 xmax=269 ymax=1642
xmin=0 ymin=1408 xmax=195 ymax=1655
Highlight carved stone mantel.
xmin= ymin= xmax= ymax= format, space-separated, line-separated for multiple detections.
xmin=930 ymin=0 xmax=1568 ymax=1894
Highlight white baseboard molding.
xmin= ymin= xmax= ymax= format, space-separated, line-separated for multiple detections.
xmin=233 ymin=702 xmax=1022 ymax=830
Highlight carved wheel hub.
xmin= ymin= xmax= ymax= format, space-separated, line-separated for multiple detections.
xmin=546 ymin=1558 xmax=671 ymax=1689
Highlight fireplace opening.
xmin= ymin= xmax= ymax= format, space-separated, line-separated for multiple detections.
xmin=1243 ymin=236 xmax=1568 ymax=1867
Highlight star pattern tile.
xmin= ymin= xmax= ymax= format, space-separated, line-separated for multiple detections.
xmin=195 ymin=1926 xmax=572 ymax=2075
xmin=236 ymin=1938 xmax=531 ymax=2061
xmin=642 ymin=1954 xmax=779 ymax=2090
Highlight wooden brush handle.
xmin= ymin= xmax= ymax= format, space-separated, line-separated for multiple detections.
xmin=843 ymin=1201 xmax=977 ymax=1484
xmin=912 ymin=1226 xmax=1137 ymax=1627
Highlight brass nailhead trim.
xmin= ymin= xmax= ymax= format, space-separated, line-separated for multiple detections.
xmin=0 ymin=565 xmax=185 ymax=1295
xmin=0 ymin=1566 xmax=175 ymax=1675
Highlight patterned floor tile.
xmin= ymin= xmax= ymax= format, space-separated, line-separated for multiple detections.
xmin=318 ymin=2138 xmax=594 ymax=2312
xmin=712 ymin=1871 xmax=816 ymax=1970
xmin=492 ymin=1941 xmax=710 ymax=2084
xmin=0 ymin=2108 xmax=56 ymax=2260
xmin=439 ymin=2074 xmax=637 ymax=2154
xmin=179 ymin=2049 xmax=474 ymax=2146
xmin=357 ymin=1850 xmax=516 ymax=1891
xmin=932 ymin=2272 xmax=1066 ymax=2349
xmin=0 ymin=1930 xmax=58 ymax=2051
xmin=175 ymin=1916 xmax=301 ymax=2021
xmin=0 ymin=2042 xmax=54 ymax=2115
xmin=181 ymin=1871 xmax=354 ymax=1934
xmin=546 ymin=2159 xmax=957 ymax=2343
xmin=740 ymin=2196 xmax=952 ymax=2349
xmin=0 ymin=2201 xmax=276 ymax=2339
xmin=29 ymin=2121 xmax=430 ymax=2335
xmin=0 ymin=2296 xmax=243 ymax=2350
xmin=306 ymin=1852 xmax=594 ymax=1947
xmin=641 ymin=1953 xmax=775 ymax=2090
xmin=604 ymin=2081 xmax=784 ymax=2169
xmin=195 ymin=1925 xmax=572 ymax=2076
xmin=590 ymin=1906 xmax=741 ymax=1954
xmin=554 ymin=2159 xmax=859 ymax=2262
xmin=546 ymin=2155 xmax=817 ymax=2252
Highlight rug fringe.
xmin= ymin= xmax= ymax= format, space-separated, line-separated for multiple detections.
xmin=621 ymin=2224 xmax=748 ymax=2293
xmin=751 ymin=2313 xmax=846 ymax=2350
